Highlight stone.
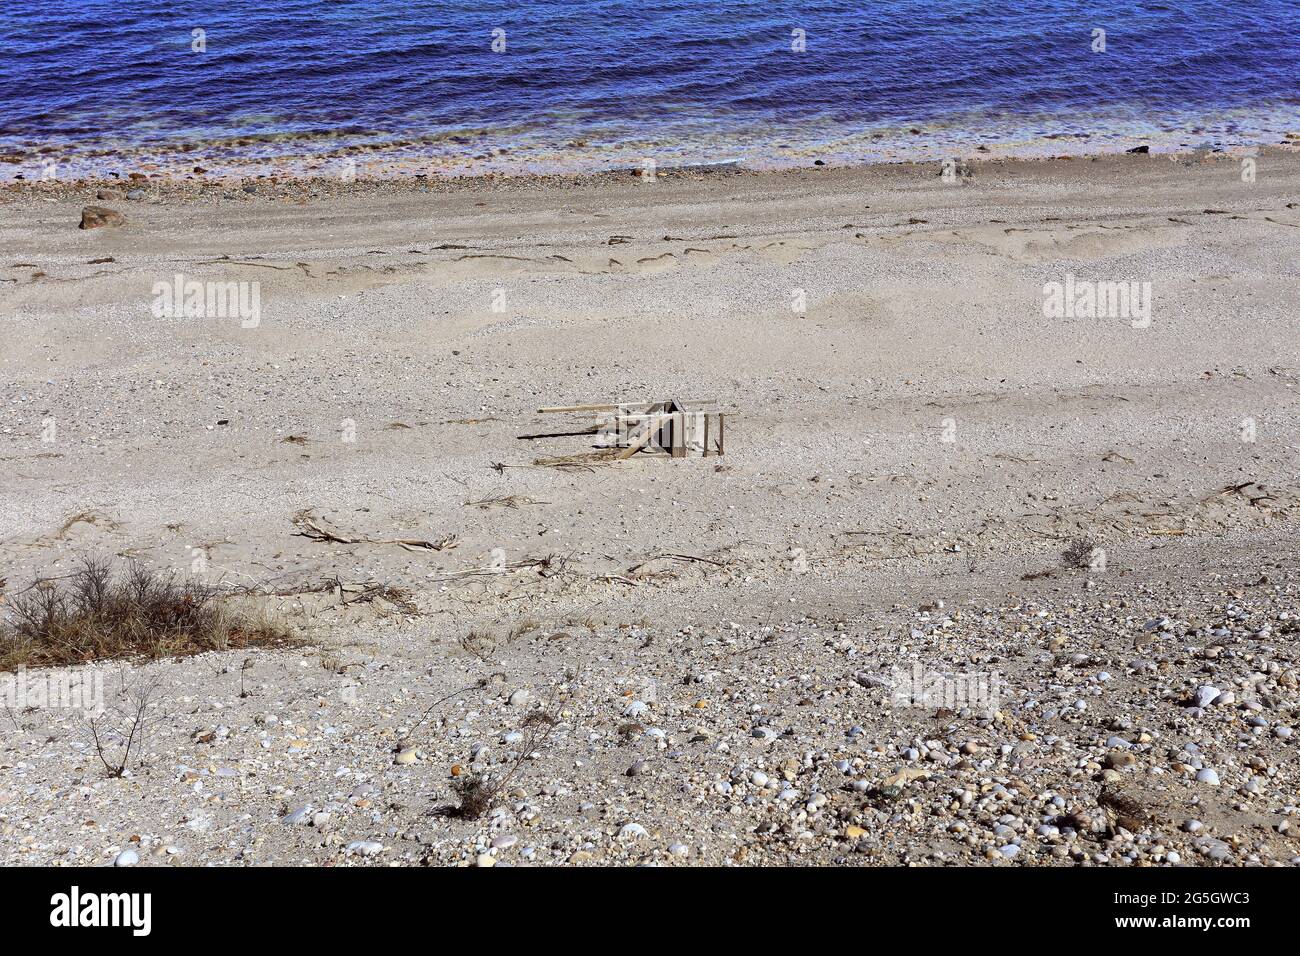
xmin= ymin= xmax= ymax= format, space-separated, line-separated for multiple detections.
xmin=1195 ymin=768 xmax=1220 ymax=786
xmin=282 ymin=805 xmax=312 ymax=825
xmin=80 ymin=206 xmax=125 ymax=229
xmin=345 ymin=840 xmax=385 ymax=857
xmin=618 ymin=823 xmax=649 ymax=841
xmin=1104 ymin=750 xmax=1136 ymax=770
xmin=394 ymin=748 xmax=417 ymax=765
xmin=1192 ymin=685 xmax=1219 ymax=708
xmin=113 ymin=849 xmax=139 ymax=867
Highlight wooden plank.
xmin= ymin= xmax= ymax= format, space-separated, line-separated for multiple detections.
xmin=539 ymin=397 xmax=720 ymax=414
xmin=616 ymin=413 xmax=665 ymax=460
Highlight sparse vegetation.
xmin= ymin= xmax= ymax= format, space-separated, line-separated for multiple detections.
xmin=442 ymin=697 xmax=561 ymax=819
xmin=90 ymin=672 xmax=164 ymax=778
xmin=1060 ymin=537 xmax=1099 ymax=571
xmin=0 ymin=557 xmax=296 ymax=670
xmin=459 ymin=629 xmax=499 ymax=661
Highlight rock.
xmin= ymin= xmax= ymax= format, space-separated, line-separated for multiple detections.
xmin=1275 ymin=726 xmax=1293 ymax=739
xmin=626 ymin=759 xmax=647 ymax=777
xmin=96 ymin=189 xmax=122 ymax=201
xmin=1104 ymin=750 xmax=1136 ymax=770
xmin=345 ymin=840 xmax=385 ymax=857
xmin=125 ymin=188 xmax=145 ymax=201
xmin=475 ymin=853 xmax=496 ymax=867
xmin=80 ymin=206 xmax=125 ymax=229
xmin=1183 ymin=819 xmax=1204 ymax=833
xmin=618 ymin=823 xmax=649 ymax=841
xmin=882 ymin=767 xmax=930 ymax=788
xmin=1192 ymin=685 xmax=1219 ymax=708
xmin=844 ymin=825 xmax=867 ymax=840
xmin=667 ymin=842 xmax=690 ymax=857
xmin=113 ymin=849 xmax=139 ymax=867
xmin=394 ymin=748 xmax=417 ymax=765
xmin=508 ymin=689 xmax=529 ymax=706
xmin=490 ymin=834 xmax=517 ymax=850
xmin=1195 ymin=768 xmax=1220 ymax=786
xmin=997 ymin=844 xmax=1021 ymax=859
xmin=281 ymin=805 xmax=312 ymax=825
xmin=1127 ymin=145 xmax=1151 ymax=154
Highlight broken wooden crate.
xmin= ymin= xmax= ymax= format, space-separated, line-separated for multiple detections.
xmin=537 ymin=398 xmax=724 ymax=459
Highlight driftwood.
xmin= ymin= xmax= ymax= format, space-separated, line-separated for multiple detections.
xmin=291 ymin=510 xmax=458 ymax=552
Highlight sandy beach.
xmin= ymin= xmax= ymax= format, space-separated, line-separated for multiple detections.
xmin=2 ymin=149 xmax=1299 ymax=866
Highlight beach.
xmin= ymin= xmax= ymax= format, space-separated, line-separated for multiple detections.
xmin=1 ymin=148 xmax=1300 ymax=866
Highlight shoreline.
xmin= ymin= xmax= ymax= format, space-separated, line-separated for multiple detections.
xmin=3 ymin=140 xmax=1299 ymax=204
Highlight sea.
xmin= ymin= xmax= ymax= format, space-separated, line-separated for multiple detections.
xmin=2 ymin=0 xmax=1297 ymax=179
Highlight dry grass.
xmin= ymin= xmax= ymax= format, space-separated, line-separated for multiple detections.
xmin=0 ymin=557 xmax=296 ymax=670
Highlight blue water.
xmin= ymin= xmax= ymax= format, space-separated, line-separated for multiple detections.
xmin=1 ymin=1 xmax=1297 ymax=178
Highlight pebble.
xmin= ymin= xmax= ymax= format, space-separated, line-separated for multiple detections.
xmin=394 ymin=748 xmax=418 ymax=765
xmin=618 ymin=823 xmax=650 ymax=841
xmin=282 ymin=805 xmax=313 ymax=825
xmin=1195 ymin=768 xmax=1220 ymax=786
xmin=508 ymin=689 xmax=530 ymax=706
xmin=345 ymin=840 xmax=385 ymax=857
xmin=113 ymin=849 xmax=139 ymax=867
xmin=1192 ymin=685 xmax=1219 ymax=708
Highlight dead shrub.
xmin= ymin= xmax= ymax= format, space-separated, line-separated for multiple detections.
xmin=1060 ymin=537 xmax=1099 ymax=571
xmin=0 ymin=557 xmax=296 ymax=670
